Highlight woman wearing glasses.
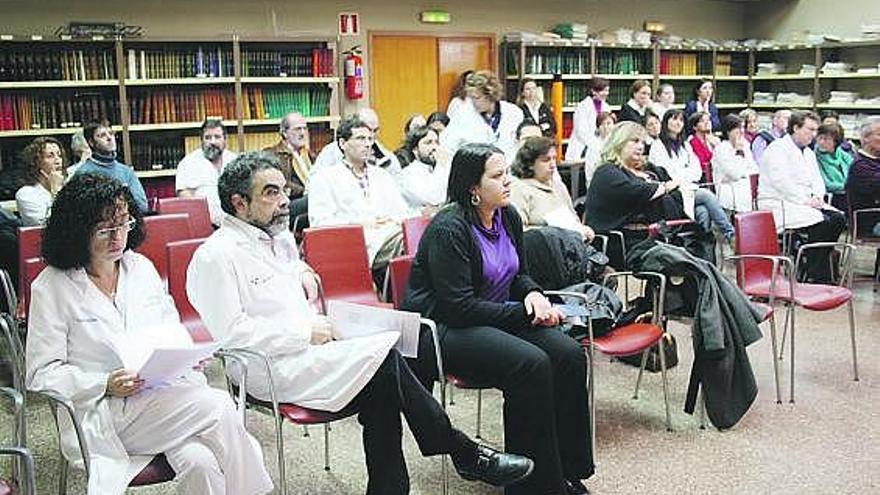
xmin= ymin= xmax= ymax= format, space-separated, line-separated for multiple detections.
xmin=25 ymin=173 xmax=273 ymax=495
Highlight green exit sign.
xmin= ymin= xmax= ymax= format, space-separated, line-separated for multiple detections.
xmin=420 ymin=10 xmax=451 ymax=24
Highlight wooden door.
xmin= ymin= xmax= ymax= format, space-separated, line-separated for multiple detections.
xmin=370 ymin=35 xmax=438 ymax=148
xmin=437 ymin=37 xmax=493 ymax=111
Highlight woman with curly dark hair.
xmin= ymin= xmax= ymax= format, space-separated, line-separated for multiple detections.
xmin=26 ymin=173 xmax=273 ymax=495
xmin=15 ymin=136 xmax=67 ymax=226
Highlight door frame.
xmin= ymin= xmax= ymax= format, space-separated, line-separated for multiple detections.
xmin=367 ymin=30 xmax=497 ymax=107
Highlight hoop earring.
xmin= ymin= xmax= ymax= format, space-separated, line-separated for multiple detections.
xmin=470 ymin=192 xmax=481 ymax=206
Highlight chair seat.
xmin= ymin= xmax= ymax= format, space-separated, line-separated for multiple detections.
xmin=277 ymin=403 xmax=359 ymax=425
xmin=589 ymin=323 xmax=664 ymax=357
xmin=751 ymin=301 xmax=774 ymax=322
xmin=129 ymin=454 xmax=175 ymax=487
xmin=744 ymin=278 xmax=853 ymax=311
xmin=446 ymin=374 xmax=492 ymax=390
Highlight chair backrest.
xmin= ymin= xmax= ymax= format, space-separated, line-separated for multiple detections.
xmin=301 ymin=225 xmax=379 ymax=304
xmin=21 ymin=258 xmax=47 ymax=318
xmin=749 ymin=174 xmax=759 ymax=210
xmin=136 ymin=214 xmax=193 ymax=283
xmin=402 ymin=216 xmax=431 ymax=255
xmin=388 ymin=254 xmax=415 ymax=309
xmin=157 ymin=197 xmax=214 ymax=238
xmin=734 ymin=211 xmax=780 ymax=287
xmin=0 ymin=312 xmax=25 ymax=394
xmin=166 ymin=238 xmax=212 ymax=343
xmin=17 ymin=226 xmax=43 ymax=296
xmin=0 ymin=269 xmax=17 ymax=316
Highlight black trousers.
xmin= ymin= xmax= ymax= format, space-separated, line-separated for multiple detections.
xmin=440 ymin=325 xmax=594 ymax=495
xmin=801 ymin=209 xmax=847 ymax=283
xmin=353 ymin=349 xmax=464 ymax=495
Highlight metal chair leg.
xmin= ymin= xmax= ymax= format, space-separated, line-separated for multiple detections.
xmin=698 ymin=389 xmax=708 ymax=430
xmin=789 ymin=304 xmax=796 ymax=404
xmin=848 ymin=300 xmax=859 ymax=381
xmin=448 ymin=386 xmax=455 ymax=406
xmin=58 ymin=459 xmax=68 ymax=495
xmin=586 ymin=343 xmax=596 ymax=464
xmin=475 ymin=389 xmax=483 ymax=439
xmin=323 ymin=423 xmax=331 ymax=471
xmin=302 ymin=425 xmax=310 ymax=437
xmin=766 ymin=311 xmax=782 ymax=404
xmin=657 ymin=336 xmax=672 ymax=432
xmin=632 ymin=349 xmax=650 ymax=399
xmin=275 ymin=415 xmax=288 ymax=495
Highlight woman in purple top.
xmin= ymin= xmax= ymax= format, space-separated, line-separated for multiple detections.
xmin=403 ymin=143 xmax=594 ymax=495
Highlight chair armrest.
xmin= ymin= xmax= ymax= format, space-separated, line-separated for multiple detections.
xmin=544 ymin=291 xmax=597 ymax=343
xmin=852 ymin=208 xmax=880 ymax=240
xmin=794 ymin=242 xmax=857 ymax=287
xmin=592 ymin=234 xmax=609 ymax=255
xmin=213 ymin=350 xmax=250 ymax=422
xmin=0 ymin=387 xmax=24 ymax=448
xmin=30 ymin=389 xmax=91 ymax=478
xmin=600 ymin=271 xmax=667 ymax=324
xmin=291 ymin=212 xmax=309 ymax=233
xmin=0 ymin=447 xmax=36 ymax=495
xmin=420 ymin=318 xmax=444 ymax=386
xmin=724 ymin=253 xmax=794 ymax=303
xmin=218 ymin=347 xmax=282 ymax=420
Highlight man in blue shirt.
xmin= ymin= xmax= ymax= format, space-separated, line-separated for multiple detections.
xmin=76 ymin=121 xmax=148 ymax=211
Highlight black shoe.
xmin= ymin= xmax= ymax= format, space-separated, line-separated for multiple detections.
xmin=454 ymin=444 xmax=534 ymax=487
xmin=566 ymin=479 xmax=590 ymax=495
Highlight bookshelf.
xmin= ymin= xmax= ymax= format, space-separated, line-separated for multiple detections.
xmin=501 ymin=39 xmax=880 ymax=149
xmin=0 ymin=34 xmax=340 ymax=195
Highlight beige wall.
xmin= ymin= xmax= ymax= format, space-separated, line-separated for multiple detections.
xmin=746 ymin=0 xmax=880 ymax=41
xmin=0 ymin=0 xmax=747 ymax=110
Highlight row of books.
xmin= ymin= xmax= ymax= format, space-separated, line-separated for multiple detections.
xmin=128 ymin=88 xmax=235 ymax=125
xmin=658 ymin=52 xmax=713 ymax=76
xmin=563 ymin=82 xmax=631 ymax=107
xmin=522 ymin=49 xmax=592 ymax=75
xmin=715 ymin=84 xmax=748 ymax=104
xmin=0 ymin=49 xmax=116 ymax=82
xmin=714 ymin=53 xmax=749 ymax=77
xmin=0 ymin=93 xmax=118 ymax=131
xmin=126 ymin=47 xmax=234 ymax=80
xmin=241 ymin=49 xmax=335 ymax=78
xmin=596 ymin=50 xmax=653 ymax=75
xmin=131 ymin=141 xmax=187 ymax=171
xmin=242 ymin=87 xmax=331 ymax=120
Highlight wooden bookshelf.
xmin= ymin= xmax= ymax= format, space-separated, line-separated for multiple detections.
xmin=0 ymin=34 xmax=341 ymax=181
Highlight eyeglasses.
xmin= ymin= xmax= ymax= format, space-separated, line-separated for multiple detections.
xmin=95 ymin=218 xmax=135 ymax=240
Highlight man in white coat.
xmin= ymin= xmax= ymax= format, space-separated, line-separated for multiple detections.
xmin=758 ymin=110 xmax=846 ymax=282
xmin=397 ymin=126 xmax=450 ymax=213
xmin=187 ymin=151 xmax=534 ymax=495
xmin=312 ymin=107 xmax=401 ymax=175
xmin=175 ymin=118 xmax=238 ymax=226
xmin=309 ymin=115 xmax=412 ymax=283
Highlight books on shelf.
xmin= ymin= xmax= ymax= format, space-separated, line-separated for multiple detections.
xmin=241 ymin=48 xmax=334 ymax=77
xmin=525 ymin=48 xmax=590 ymax=75
xmin=0 ymin=48 xmax=115 ymax=82
xmin=827 ymin=91 xmax=859 ymax=104
xmin=776 ymin=92 xmax=814 ymax=106
xmin=0 ymin=92 xmax=118 ymax=131
xmin=131 ymin=140 xmax=186 ymax=171
xmin=126 ymin=47 xmax=234 ymax=80
xmin=659 ymin=52 xmax=712 ymax=76
xmin=242 ymin=86 xmax=331 ymax=120
xmin=128 ymin=87 xmax=235 ymax=124
xmin=596 ymin=49 xmax=652 ymax=75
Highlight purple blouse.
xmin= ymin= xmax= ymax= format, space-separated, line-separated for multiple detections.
xmin=471 ymin=209 xmax=520 ymax=302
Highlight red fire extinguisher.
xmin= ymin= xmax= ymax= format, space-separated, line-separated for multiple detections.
xmin=344 ymin=46 xmax=364 ymax=100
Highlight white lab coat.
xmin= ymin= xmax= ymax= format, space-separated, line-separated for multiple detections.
xmin=398 ymin=159 xmax=451 ymax=209
xmin=15 ymin=183 xmax=52 ymax=226
xmin=25 ymin=251 xmax=271 ymax=495
xmin=308 ymin=162 xmax=411 ymax=263
xmin=312 ymin=140 xmax=401 ymax=176
xmin=648 ymin=140 xmax=702 ymax=184
xmin=187 ymin=216 xmax=398 ymax=412
xmin=175 ymin=148 xmax=237 ymax=225
xmin=758 ymin=134 xmax=826 ymax=231
xmin=440 ymin=100 xmax=523 ymax=164
xmin=566 ymin=97 xmax=610 ymax=162
xmin=712 ymin=140 xmax=758 ymax=212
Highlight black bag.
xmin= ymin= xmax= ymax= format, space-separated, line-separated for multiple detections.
xmin=653 ymin=219 xmax=716 ymax=264
xmin=551 ymin=281 xmax=623 ymax=339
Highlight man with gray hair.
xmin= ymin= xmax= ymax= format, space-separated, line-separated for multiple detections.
xmin=188 ymin=151 xmax=534 ymax=494
xmin=846 ymin=116 xmax=880 ymax=241
xmin=263 ymin=111 xmax=312 ymax=221
xmin=176 ymin=118 xmax=238 ymax=225
xmin=752 ymin=109 xmax=791 ymax=164
xmin=312 ymin=107 xmax=401 ymax=175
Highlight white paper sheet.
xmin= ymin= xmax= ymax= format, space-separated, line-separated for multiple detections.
xmin=112 ymin=323 xmax=218 ymax=387
xmin=326 ymin=300 xmax=421 ymax=358
xmin=136 ymin=342 xmax=220 ymax=387
xmin=543 ymin=206 xmax=585 ymax=234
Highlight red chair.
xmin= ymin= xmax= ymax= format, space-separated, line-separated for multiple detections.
xmin=16 ymin=226 xmax=43 ymax=299
xmin=166 ymin=238 xmax=212 ymax=343
xmin=729 ymin=210 xmax=858 ymax=403
xmin=20 ymin=258 xmax=47 ymax=318
xmin=402 ymin=216 xmax=431 ymax=255
xmin=136 ymin=214 xmax=193 ymax=284
xmin=301 ymin=225 xmax=391 ymax=308
xmin=846 ymin=192 xmax=880 ymax=283
xmin=157 ymin=197 xmax=214 ymax=238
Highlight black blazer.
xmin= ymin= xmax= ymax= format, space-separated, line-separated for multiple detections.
xmin=520 ymin=102 xmax=557 ymax=137
xmin=402 ymin=204 xmax=541 ymax=332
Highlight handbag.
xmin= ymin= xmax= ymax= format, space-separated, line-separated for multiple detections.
xmin=616 ymin=309 xmax=679 ymax=372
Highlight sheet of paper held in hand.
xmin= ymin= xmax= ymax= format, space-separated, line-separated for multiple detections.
xmin=326 ymin=300 xmax=421 ymax=358
xmin=113 ymin=323 xmax=219 ymax=387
